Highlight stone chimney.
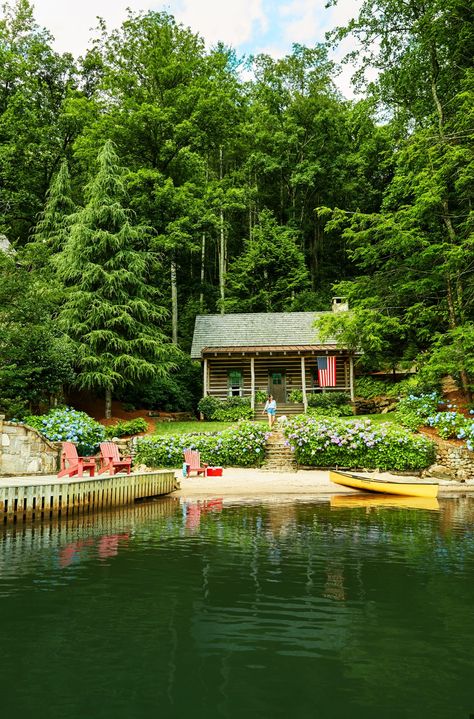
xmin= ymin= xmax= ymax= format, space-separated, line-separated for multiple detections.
xmin=332 ymin=297 xmax=349 ymax=312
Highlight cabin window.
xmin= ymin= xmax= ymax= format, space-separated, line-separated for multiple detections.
xmin=228 ymin=370 xmax=243 ymax=397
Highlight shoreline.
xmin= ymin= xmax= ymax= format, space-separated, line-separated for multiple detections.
xmin=172 ymin=467 xmax=474 ymax=499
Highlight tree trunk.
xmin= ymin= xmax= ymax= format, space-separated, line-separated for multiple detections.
xmin=199 ymin=232 xmax=206 ymax=312
xmin=105 ymin=388 xmax=112 ymax=419
xmin=219 ymin=145 xmax=226 ymax=314
xmin=171 ymin=257 xmax=178 ymax=345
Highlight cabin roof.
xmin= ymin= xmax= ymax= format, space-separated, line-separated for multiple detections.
xmin=191 ymin=312 xmax=339 ymax=359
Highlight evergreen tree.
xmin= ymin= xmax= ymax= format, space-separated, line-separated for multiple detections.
xmin=32 ymin=159 xmax=76 ymax=252
xmin=224 ymin=209 xmax=310 ymax=313
xmin=57 ymin=140 xmax=174 ymax=417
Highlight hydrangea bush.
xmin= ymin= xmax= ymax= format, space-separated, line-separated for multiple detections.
xmin=135 ymin=421 xmax=268 ymax=468
xmin=457 ymin=422 xmax=474 ymax=451
xmin=283 ymin=416 xmax=435 ymax=471
xmin=197 ymin=396 xmax=253 ymax=421
xmin=426 ymin=411 xmax=468 ymax=440
xmin=24 ymin=407 xmax=106 ymax=455
xmin=397 ymin=392 xmax=442 ymax=430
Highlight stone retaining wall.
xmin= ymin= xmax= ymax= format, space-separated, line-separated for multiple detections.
xmin=353 ymin=397 xmax=398 ymax=415
xmin=0 ymin=415 xmax=61 ymax=476
xmin=423 ymin=434 xmax=474 ymax=481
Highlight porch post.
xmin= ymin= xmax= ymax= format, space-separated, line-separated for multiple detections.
xmin=250 ymin=357 xmax=255 ymax=412
xmin=203 ymin=358 xmax=208 ymax=397
xmin=301 ymin=356 xmax=308 ymax=413
xmin=349 ymin=355 xmax=355 ymax=401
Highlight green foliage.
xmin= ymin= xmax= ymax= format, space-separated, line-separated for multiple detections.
xmin=397 ymin=393 xmax=442 ymax=431
xmin=0 ymin=1 xmax=473 ymax=419
xmin=255 ymin=390 xmax=268 ymax=403
xmin=197 ymin=396 xmax=253 ymax=421
xmin=308 ymin=392 xmax=351 ymax=408
xmin=104 ymin=417 xmax=148 ymax=438
xmin=135 ymin=420 xmax=267 ymax=468
xmin=306 ymin=392 xmax=353 ymax=417
xmin=0 ymin=250 xmax=74 ymax=417
xmin=354 ymin=376 xmax=436 ymax=400
xmin=284 ymin=416 xmax=435 ymax=471
xmin=224 ymin=210 xmax=310 ymax=312
xmin=117 ymin=356 xmax=202 ymax=412
xmin=56 ymin=140 xmax=175 ymax=410
xmin=288 ymin=389 xmax=303 ymax=403
xmin=23 ymin=406 xmax=105 ymax=455
xmin=307 ymin=405 xmax=354 ymax=418
xmin=30 ymin=159 xmax=76 ymax=253
xmin=197 ymin=396 xmax=222 ymax=420
xmin=426 ymin=411 xmax=468 ymax=440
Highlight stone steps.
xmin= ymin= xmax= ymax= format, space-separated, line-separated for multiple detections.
xmin=262 ymin=430 xmax=297 ymax=472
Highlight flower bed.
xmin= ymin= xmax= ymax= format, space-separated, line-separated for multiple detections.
xmin=23 ymin=407 xmax=106 ymax=455
xmin=397 ymin=392 xmax=442 ymax=430
xmin=135 ymin=420 xmax=268 ymax=468
xmin=283 ymin=416 xmax=435 ymax=471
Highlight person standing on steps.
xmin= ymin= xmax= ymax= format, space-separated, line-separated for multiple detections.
xmin=263 ymin=394 xmax=277 ymax=429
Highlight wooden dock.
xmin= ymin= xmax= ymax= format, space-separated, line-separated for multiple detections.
xmin=0 ymin=470 xmax=177 ymax=523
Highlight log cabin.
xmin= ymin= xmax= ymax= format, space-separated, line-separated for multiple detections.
xmin=191 ymin=299 xmax=355 ymax=416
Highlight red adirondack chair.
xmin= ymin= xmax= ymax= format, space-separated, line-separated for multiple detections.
xmin=183 ymin=449 xmax=208 ymax=477
xmin=98 ymin=442 xmax=132 ymax=476
xmin=57 ymin=442 xmax=96 ymax=478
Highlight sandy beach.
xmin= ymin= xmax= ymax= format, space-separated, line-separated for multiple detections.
xmin=173 ymin=467 xmax=474 ymax=499
xmin=174 ymin=467 xmax=350 ymax=498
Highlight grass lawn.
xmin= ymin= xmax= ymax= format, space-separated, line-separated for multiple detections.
xmin=150 ymin=414 xmax=400 ymax=436
xmin=347 ymin=412 xmax=400 ymax=424
xmin=152 ymin=420 xmax=237 ymax=435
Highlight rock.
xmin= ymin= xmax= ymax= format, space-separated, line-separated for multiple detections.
xmin=381 ymin=403 xmax=398 ymax=414
xmin=423 ymin=464 xmax=456 ymax=479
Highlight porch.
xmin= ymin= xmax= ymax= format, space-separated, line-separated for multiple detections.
xmin=201 ymin=349 xmax=355 ymax=414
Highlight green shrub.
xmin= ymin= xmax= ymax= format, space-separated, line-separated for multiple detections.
xmin=197 ymin=396 xmax=253 ymax=421
xmin=355 ymin=377 xmax=396 ymax=399
xmin=308 ymin=392 xmax=351 ymax=409
xmin=135 ymin=420 xmax=268 ymax=468
xmin=288 ymin=389 xmax=303 ymax=403
xmin=307 ymin=405 xmax=354 ymax=418
xmin=104 ymin=417 xmax=148 ymax=438
xmin=426 ymin=411 xmax=468 ymax=439
xmin=23 ymin=406 xmax=105 ymax=455
xmin=283 ymin=415 xmax=435 ymax=471
xmin=117 ymin=356 xmax=202 ymax=412
xmin=397 ymin=393 xmax=441 ymax=430
xmin=197 ymin=396 xmax=221 ymax=420
xmin=255 ymin=390 xmax=268 ymax=403
xmin=355 ymin=375 xmax=440 ymax=400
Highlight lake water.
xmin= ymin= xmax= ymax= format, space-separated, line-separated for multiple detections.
xmin=1 ymin=495 xmax=474 ymax=719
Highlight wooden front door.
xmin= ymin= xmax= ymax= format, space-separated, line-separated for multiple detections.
xmin=269 ymin=370 xmax=286 ymax=403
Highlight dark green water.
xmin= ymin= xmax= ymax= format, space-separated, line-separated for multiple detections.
xmin=2 ymin=495 xmax=474 ymax=719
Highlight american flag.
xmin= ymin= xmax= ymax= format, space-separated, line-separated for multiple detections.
xmin=317 ymin=356 xmax=336 ymax=387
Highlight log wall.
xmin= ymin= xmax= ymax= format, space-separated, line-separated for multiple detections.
xmin=205 ymin=354 xmax=351 ymax=400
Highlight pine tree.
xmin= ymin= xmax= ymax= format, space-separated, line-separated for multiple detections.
xmin=224 ymin=209 xmax=310 ymax=313
xmin=32 ymin=159 xmax=76 ymax=252
xmin=57 ymin=140 xmax=173 ymax=417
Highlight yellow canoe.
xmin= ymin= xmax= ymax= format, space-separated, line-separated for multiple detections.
xmin=330 ymin=494 xmax=439 ymax=511
xmin=329 ymin=470 xmax=439 ymax=498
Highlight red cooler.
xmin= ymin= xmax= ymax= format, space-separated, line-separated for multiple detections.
xmin=206 ymin=467 xmax=223 ymax=477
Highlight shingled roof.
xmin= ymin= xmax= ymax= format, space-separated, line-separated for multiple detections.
xmin=191 ymin=312 xmax=339 ymax=358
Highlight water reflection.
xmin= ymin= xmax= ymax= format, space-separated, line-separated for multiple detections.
xmin=330 ymin=493 xmax=440 ymax=511
xmin=0 ymin=496 xmax=474 ymax=719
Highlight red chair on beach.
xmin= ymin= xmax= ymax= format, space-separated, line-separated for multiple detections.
xmin=183 ymin=449 xmax=208 ymax=477
xmin=58 ymin=442 xmax=96 ymax=478
xmin=98 ymin=441 xmax=132 ymax=476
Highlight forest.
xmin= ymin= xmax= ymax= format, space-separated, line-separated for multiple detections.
xmin=0 ymin=0 xmax=472 ymax=417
